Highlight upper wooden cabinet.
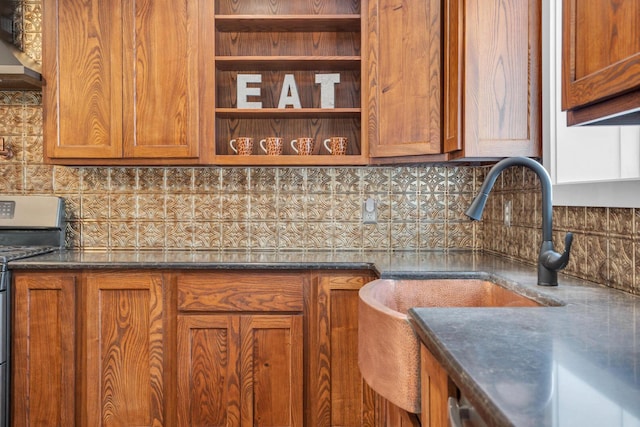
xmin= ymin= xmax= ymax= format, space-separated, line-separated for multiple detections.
xmin=43 ymin=0 xmax=214 ymax=165
xmin=460 ymin=0 xmax=541 ymax=158
xmin=369 ymin=0 xmax=541 ymax=162
xmin=42 ymin=0 xmax=540 ymax=165
xmin=561 ymin=0 xmax=640 ymax=126
xmin=211 ymin=1 xmax=369 ymax=166
xmin=43 ymin=0 xmax=367 ymax=166
xmin=367 ymin=0 xmax=447 ymax=159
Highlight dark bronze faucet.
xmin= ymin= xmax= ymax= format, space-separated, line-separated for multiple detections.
xmin=465 ymin=157 xmax=573 ymax=286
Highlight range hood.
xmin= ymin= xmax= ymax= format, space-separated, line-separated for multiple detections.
xmin=0 ymin=38 xmax=42 ymax=90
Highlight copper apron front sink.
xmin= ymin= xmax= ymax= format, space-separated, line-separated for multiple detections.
xmin=358 ymin=278 xmax=545 ymax=414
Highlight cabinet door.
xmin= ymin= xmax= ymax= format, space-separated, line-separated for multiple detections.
xmin=240 ymin=315 xmax=304 ymax=427
xmin=368 ymin=0 xmax=443 ymax=158
xmin=177 ymin=314 xmax=303 ymax=427
xmin=121 ymin=0 xmax=203 ymax=159
xmin=561 ymin=0 xmax=640 ymax=125
xmin=43 ymin=0 xmax=123 ymax=159
xmin=177 ymin=315 xmax=241 ymax=427
xmin=83 ymin=272 xmax=168 ymax=426
xmin=309 ymin=273 xmax=378 ymax=427
xmin=420 ymin=345 xmax=455 ymax=427
xmin=12 ymin=272 xmax=76 ymax=427
xmin=43 ymin=0 xmax=213 ymax=163
xmin=462 ymin=0 xmax=541 ymax=157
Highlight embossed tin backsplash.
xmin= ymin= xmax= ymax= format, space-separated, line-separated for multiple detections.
xmin=0 ymin=0 xmax=638 ymax=295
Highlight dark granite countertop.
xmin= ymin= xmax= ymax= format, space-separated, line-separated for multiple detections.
xmin=9 ymin=249 xmax=640 ymax=426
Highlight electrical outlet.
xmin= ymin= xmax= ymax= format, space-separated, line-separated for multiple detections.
xmin=363 ymin=198 xmax=377 ymax=224
xmin=504 ymin=199 xmax=512 ymax=227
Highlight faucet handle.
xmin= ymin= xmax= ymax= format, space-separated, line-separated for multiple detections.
xmin=541 ymin=232 xmax=573 ymax=271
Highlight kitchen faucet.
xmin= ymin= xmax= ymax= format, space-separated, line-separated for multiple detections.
xmin=465 ymin=157 xmax=573 ymax=286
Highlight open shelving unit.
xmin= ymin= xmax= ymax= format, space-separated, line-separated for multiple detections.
xmin=213 ymin=1 xmax=368 ymax=165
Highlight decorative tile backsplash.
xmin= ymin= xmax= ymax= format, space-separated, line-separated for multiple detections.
xmin=48 ymin=162 xmax=483 ymax=252
xmin=1 ymin=0 xmax=638 ymax=296
xmin=480 ymin=167 xmax=639 ymax=295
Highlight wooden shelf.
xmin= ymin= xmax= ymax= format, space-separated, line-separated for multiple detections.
xmin=214 ymin=154 xmax=369 ymax=166
xmin=215 ymin=108 xmax=361 ymax=118
xmin=215 ymin=56 xmax=361 ymax=71
xmin=212 ymin=2 xmax=367 ymax=166
xmin=215 ymin=15 xmax=361 ymax=32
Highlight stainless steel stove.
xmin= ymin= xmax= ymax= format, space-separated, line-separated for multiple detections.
xmin=0 ymin=195 xmax=65 ymax=427
xmin=0 ymin=246 xmax=58 ymax=264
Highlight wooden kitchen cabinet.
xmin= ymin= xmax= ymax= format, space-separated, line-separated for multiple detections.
xmin=12 ymin=272 xmax=76 ymax=427
xmin=367 ymin=0 xmax=446 ymax=160
xmin=12 ymin=270 xmax=174 ymax=427
xmin=12 ymin=268 xmax=384 ymax=426
xmin=369 ymin=0 xmax=540 ymax=161
xmin=176 ymin=271 xmax=305 ymax=427
xmin=43 ymin=0 xmax=214 ymax=165
xmin=561 ymin=0 xmax=640 ymax=125
xmin=177 ymin=314 xmax=303 ymax=427
xmin=42 ymin=0 xmax=539 ymax=165
xmin=308 ymin=271 xmax=390 ymax=427
xmin=307 ymin=271 xmax=421 ymax=427
xmin=212 ymin=1 xmax=368 ymax=165
xmin=460 ymin=0 xmax=541 ymax=158
xmin=81 ymin=271 xmax=174 ymax=426
xmin=420 ymin=344 xmax=456 ymax=427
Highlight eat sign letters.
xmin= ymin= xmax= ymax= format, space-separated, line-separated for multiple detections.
xmin=237 ymin=73 xmax=341 ymax=109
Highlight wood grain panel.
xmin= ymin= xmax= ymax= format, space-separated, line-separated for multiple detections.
xmin=215 ymin=117 xmax=361 ymax=156
xmin=214 ymin=16 xmax=361 ymax=33
xmin=385 ymin=401 xmax=421 ymax=427
xmin=573 ymin=0 xmax=640 ymax=79
xmin=84 ymin=272 xmax=166 ymax=426
xmin=12 ymin=273 xmax=76 ymax=427
xmin=443 ymin=0 xmax=463 ymax=153
xmin=240 ymin=315 xmax=303 ymax=427
xmin=420 ymin=345 xmax=455 ymax=427
xmin=309 ymin=272 xmax=376 ymax=427
xmin=216 ymin=32 xmax=361 ymax=57
xmin=177 ymin=315 xmax=241 ymax=427
xmin=463 ymin=0 xmax=540 ymax=157
xmin=43 ymin=0 xmax=123 ymax=158
xmin=122 ymin=0 xmax=200 ymax=158
xmin=368 ymin=0 xmax=442 ymax=158
xmin=562 ymin=0 xmax=640 ymax=118
xmin=177 ymin=271 xmax=305 ymax=312
xmin=215 ymin=0 xmax=360 ymax=15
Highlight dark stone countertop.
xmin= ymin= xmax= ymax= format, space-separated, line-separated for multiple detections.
xmin=9 ymin=249 xmax=640 ymax=426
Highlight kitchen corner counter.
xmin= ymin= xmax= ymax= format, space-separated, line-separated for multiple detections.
xmin=9 ymin=249 xmax=640 ymax=426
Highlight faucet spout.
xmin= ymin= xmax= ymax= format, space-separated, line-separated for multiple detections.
xmin=466 ymin=157 xmax=573 ymax=286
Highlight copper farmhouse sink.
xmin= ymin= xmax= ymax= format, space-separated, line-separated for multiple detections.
xmin=358 ymin=278 xmax=545 ymax=414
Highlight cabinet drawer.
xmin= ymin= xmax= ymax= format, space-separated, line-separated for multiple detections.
xmin=177 ymin=271 xmax=305 ymax=312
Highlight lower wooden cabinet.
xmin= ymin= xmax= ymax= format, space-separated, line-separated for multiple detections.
xmin=81 ymin=271 xmax=173 ymax=426
xmin=12 ymin=271 xmax=173 ymax=427
xmin=177 ymin=314 xmax=303 ymax=427
xmin=420 ymin=344 xmax=457 ymax=427
xmin=12 ymin=272 xmax=76 ymax=427
xmin=308 ymin=271 xmax=378 ymax=427
xmin=11 ymin=268 xmax=379 ymax=427
xmin=175 ymin=270 xmax=305 ymax=426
